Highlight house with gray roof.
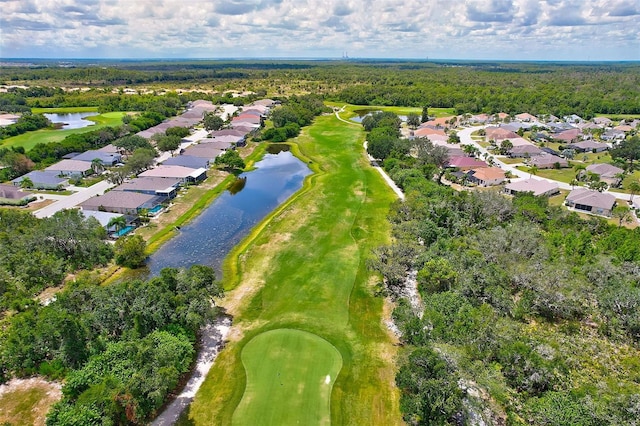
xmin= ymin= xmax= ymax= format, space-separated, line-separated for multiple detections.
xmin=198 ymin=138 xmax=237 ymax=149
xmin=183 ymin=144 xmax=225 ymax=160
xmin=72 ymin=150 xmax=122 ymax=166
xmin=508 ymin=145 xmax=544 ymax=158
xmin=565 ymin=188 xmax=616 ymax=217
xmin=566 ymin=140 xmax=609 ymax=153
xmin=529 ymin=154 xmax=568 ymax=169
xmin=504 ymin=178 xmax=559 ymax=197
xmin=0 ymin=184 xmax=34 ymax=205
xmin=80 ymin=191 xmax=162 ymax=215
xmin=81 ymin=210 xmax=128 ymax=233
xmin=115 ymin=177 xmax=181 ymax=199
xmin=12 ymin=171 xmax=69 ymax=189
xmin=586 ymin=163 xmax=625 ymax=186
xmin=139 ymin=165 xmax=207 ymax=183
xmin=162 ymin=155 xmax=210 ymax=169
xmin=45 ymin=159 xmax=93 ymax=177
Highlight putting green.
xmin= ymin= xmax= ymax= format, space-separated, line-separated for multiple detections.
xmin=232 ymin=329 xmax=342 ymax=426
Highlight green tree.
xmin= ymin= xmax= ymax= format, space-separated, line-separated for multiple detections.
xmin=421 ymin=106 xmax=430 ymax=123
xmin=107 ymin=216 xmax=127 ymax=233
xmin=406 ymin=113 xmax=420 ymax=129
xmin=628 ymin=180 xmax=640 ymax=202
xmin=156 ymin=135 xmax=181 ymax=153
xmin=611 ymin=136 xmax=640 ymax=171
xmin=417 ymin=258 xmax=458 ymax=293
xmin=165 ymin=126 xmax=190 ymax=138
xmin=126 ymin=148 xmax=156 ymax=175
xmin=214 ymin=150 xmax=245 ymax=171
xmin=90 ymin=158 xmax=104 ymax=175
xmin=114 ymin=235 xmax=147 ymax=268
xmin=499 ymin=139 xmax=513 ymax=155
xmin=203 ymin=112 xmax=224 ymax=131
xmin=20 ymin=176 xmax=33 ymax=189
xmin=612 ymin=205 xmax=633 ymax=227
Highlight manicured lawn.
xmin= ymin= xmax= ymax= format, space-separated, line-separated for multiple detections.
xmin=521 ymin=166 xmax=576 ymax=183
xmin=0 ymin=111 xmax=127 ymax=151
xmin=327 ymin=102 xmax=455 ymax=118
xmin=189 ymin=114 xmax=401 ymax=424
xmin=233 ymin=329 xmax=342 ymax=426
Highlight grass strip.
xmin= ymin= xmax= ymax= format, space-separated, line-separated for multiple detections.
xmin=189 ymin=113 xmax=402 ymax=425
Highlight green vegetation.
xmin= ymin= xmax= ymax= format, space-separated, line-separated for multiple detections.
xmin=369 ymin=148 xmax=640 ymax=424
xmin=0 ymin=111 xmax=126 ymax=152
xmin=233 ymin=329 xmax=342 ymax=425
xmin=1 ymin=264 xmax=222 ymax=424
xmin=190 ymin=114 xmax=401 ymax=424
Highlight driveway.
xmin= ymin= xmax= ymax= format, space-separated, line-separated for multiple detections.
xmin=33 ymin=180 xmax=115 ymax=218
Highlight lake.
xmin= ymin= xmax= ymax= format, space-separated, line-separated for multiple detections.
xmin=44 ymin=112 xmax=96 ymax=129
xmin=145 ymin=147 xmax=311 ymax=276
xmin=350 ymin=109 xmax=407 ymax=123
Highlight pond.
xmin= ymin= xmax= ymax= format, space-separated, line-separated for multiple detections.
xmin=44 ymin=112 xmax=96 ymax=129
xmin=144 ymin=147 xmax=311 ymax=276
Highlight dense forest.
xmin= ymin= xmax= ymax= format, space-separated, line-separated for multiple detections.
xmin=2 ymin=60 xmax=639 ymax=117
xmin=363 ymin=114 xmax=640 ymax=425
xmin=0 ymin=211 xmax=223 ymax=424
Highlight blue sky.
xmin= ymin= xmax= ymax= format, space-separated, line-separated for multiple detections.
xmin=1 ymin=0 xmax=639 ymax=60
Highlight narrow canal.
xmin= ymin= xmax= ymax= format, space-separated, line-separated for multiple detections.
xmin=145 ymin=145 xmax=311 ymax=276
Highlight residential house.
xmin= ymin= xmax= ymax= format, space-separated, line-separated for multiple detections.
xmin=447 ymin=156 xmax=488 ymax=170
xmin=199 ymin=138 xmax=238 ymax=150
xmin=45 ymin=160 xmax=93 ymax=177
xmin=508 ymin=145 xmax=543 ymax=158
xmin=414 ymin=127 xmax=447 ymax=138
xmin=601 ymin=129 xmax=626 ymax=141
xmin=585 ymin=163 xmax=625 ymax=186
xmin=565 ymin=188 xmax=616 ymax=217
xmin=138 ymin=165 xmax=207 ymax=184
xmin=210 ymin=129 xmax=249 ymax=138
xmin=467 ymin=167 xmax=506 ymax=186
xmin=554 ymin=128 xmax=582 ymax=143
xmin=183 ymin=144 xmax=225 ymax=160
xmin=564 ymin=114 xmax=584 ymax=124
xmin=162 ymin=155 xmax=210 ymax=169
xmin=80 ymin=191 xmax=162 ymax=215
xmin=0 ymin=184 xmax=34 ymax=204
xmin=72 ymin=150 xmax=122 ymax=166
xmin=485 ymin=127 xmax=519 ymax=142
xmin=12 ymin=171 xmax=68 ymax=189
xmin=515 ymin=113 xmax=536 ymax=122
xmin=115 ymin=177 xmax=182 ymax=199
xmin=504 ymin=178 xmax=559 ymax=197
xmin=593 ymin=117 xmax=613 ymax=126
xmin=529 ymin=154 xmax=568 ymax=169
xmin=565 ymin=140 xmax=609 ymax=153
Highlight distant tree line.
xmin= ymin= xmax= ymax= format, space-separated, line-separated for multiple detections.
xmin=4 ymin=61 xmax=638 ymax=117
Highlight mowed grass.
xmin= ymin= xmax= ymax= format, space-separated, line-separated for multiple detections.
xmin=189 ymin=114 xmax=402 ymax=424
xmin=233 ymin=329 xmax=342 ymax=426
xmin=326 ymin=102 xmax=456 ymax=118
xmin=0 ymin=111 xmax=127 ymax=151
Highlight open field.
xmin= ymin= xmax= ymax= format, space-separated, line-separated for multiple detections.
xmin=31 ymin=107 xmax=99 ymax=114
xmin=326 ymin=102 xmax=456 ymax=118
xmin=0 ymin=378 xmax=61 ymax=426
xmin=0 ymin=111 xmax=127 ymax=151
xmin=188 ymin=114 xmax=401 ymax=424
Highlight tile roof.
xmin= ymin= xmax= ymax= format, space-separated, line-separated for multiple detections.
xmin=566 ymin=188 xmax=616 ymax=210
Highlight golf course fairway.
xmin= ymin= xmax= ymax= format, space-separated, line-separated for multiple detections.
xmin=233 ymin=329 xmax=342 ymax=425
xmin=189 ymin=112 xmax=402 ymax=425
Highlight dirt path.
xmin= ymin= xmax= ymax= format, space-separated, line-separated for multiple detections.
xmin=151 ymin=316 xmax=232 ymax=425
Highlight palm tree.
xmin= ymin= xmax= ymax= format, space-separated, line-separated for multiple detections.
xmin=529 ymin=165 xmax=539 ymax=177
xmin=570 ymin=179 xmax=580 ymax=189
xmin=20 ymin=176 xmax=34 ymax=189
xmin=107 ymin=216 xmax=127 ymax=234
xmin=574 ymin=164 xmax=587 ymax=181
xmin=628 ymin=180 xmax=640 ymax=203
xmin=91 ymin=158 xmax=104 ymax=175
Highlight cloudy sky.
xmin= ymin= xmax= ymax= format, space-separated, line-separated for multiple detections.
xmin=1 ymin=0 xmax=639 ymax=60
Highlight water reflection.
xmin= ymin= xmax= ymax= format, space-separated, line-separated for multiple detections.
xmin=44 ymin=112 xmax=96 ymax=129
xmin=144 ymin=150 xmax=311 ymax=277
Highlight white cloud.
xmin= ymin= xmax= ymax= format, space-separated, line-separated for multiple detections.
xmin=0 ymin=0 xmax=637 ymax=60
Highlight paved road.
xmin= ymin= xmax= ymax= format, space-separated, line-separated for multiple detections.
xmin=33 ymin=180 xmax=115 ymax=218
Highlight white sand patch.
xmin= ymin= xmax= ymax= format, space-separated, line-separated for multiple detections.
xmin=325 ymin=375 xmax=331 ymax=384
